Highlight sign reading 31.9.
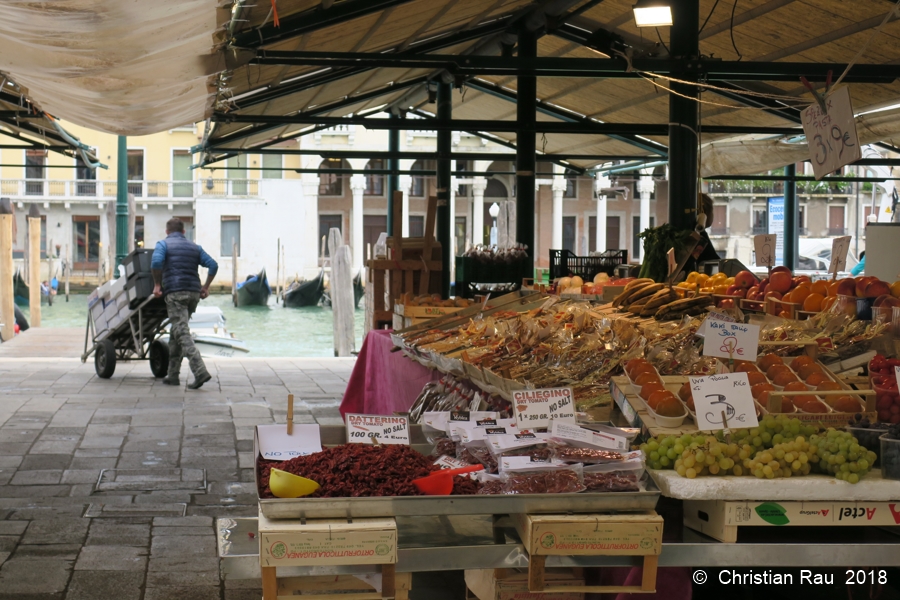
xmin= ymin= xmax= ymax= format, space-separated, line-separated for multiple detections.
xmin=802 ymin=86 xmax=861 ymax=180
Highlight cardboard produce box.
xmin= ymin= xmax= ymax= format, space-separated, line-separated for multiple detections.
xmin=513 ymin=512 xmax=662 ymax=556
xmin=258 ymin=510 xmax=397 ymax=567
xmin=465 ymin=568 xmax=584 ymax=600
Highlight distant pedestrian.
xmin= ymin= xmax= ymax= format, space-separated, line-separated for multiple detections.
xmin=851 ymin=251 xmax=865 ymax=276
xmin=151 ymin=218 xmax=218 ymax=389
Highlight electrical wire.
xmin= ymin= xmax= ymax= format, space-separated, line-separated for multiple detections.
xmin=730 ymin=0 xmax=742 ymax=61
xmin=640 ymin=71 xmax=810 ymax=104
xmin=656 ymin=28 xmax=670 ymax=55
xmin=698 ymin=0 xmax=721 ymax=34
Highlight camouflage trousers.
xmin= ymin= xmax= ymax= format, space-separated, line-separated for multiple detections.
xmin=165 ymin=291 xmax=208 ymax=380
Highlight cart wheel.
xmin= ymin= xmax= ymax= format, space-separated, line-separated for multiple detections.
xmin=94 ymin=339 xmax=117 ymax=379
xmin=149 ymin=340 xmax=169 ymax=378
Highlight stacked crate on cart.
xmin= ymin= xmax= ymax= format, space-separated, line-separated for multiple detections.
xmin=365 ymin=193 xmax=441 ymax=331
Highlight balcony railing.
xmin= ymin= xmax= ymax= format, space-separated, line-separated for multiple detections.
xmin=752 ymin=226 xmax=768 ymax=235
xmin=0 ymin=178 xmax=259 ymax=200
xmin=707 ymin=180 xmax=854 ymax=196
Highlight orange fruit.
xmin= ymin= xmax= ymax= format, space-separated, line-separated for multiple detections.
xmin=782 ymin=291 xmax=795 ymax=304
xmin=810 ymin=280 xmax=828 ymax=296
xmin=640 ymin=382 xmax=665 ymax=400
xmin=891 ymin=280 xmax=900 ymax=299
xmin=625 ymin=358 xmax=649 ymax=377
xmin=806 ymin=372 xmax=827 ymax=387
xmin=758 ymin=390 xmax=793 ymax=412
xmin=766 ymin=364 xmax=791 ymax=380
xmin=758 ymin=354 xmax=783 ymax=371
xmin=830 ymin=395 xmax=862 ymax=413
xmin=816 ymin=381 xmax=842 ymax=392
xmin=798 ymin=398 xmax=827 ymax=413
xmin=826 ymin=280 xmax=841 ymax=296
xmin=734 ymin=361 xmax=760 ymax=373
xmin=630 ymin=363 xmax=656 ymax=379
xmin=821 ymin=296 xmax=837 ymax=312
xmin=656 ymin=396 xmax=685 ymax=417
xmin=746 ymin=372 xmax=767 ymax=386
xmin=791 ymin=355 xmax=813 ymax=370
xmin=647 ymin=390 xmax=676 ymax=411
xmin=751 ymin=382 xmax=775 ymax=399
xmin=797 ymin=363 xmax=822 ymax=380
xmin=678 ymin=381 xmax=692 ymax=402
xmin=803 ymin=293 xmax=824 ymax=312
xmin=773 ymin=370 xmax=799 ymax=387
xmin=634 ymin=371 xmax=661 ymax=387
xmin=791 ymin=285 xmax=811 ymax=304
xmin=783 ymin=381 xmax=807 ymax=392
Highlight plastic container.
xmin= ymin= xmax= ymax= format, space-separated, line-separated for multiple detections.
xmin=879 ymin=435 xmax=900 ymax=480
xmin=645 ymin=402 xmax=687 ymax=428
xmin=846 ymin=426 xmax=887 ymax=467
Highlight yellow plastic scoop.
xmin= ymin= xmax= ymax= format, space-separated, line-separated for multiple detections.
xmin=269 ymin=469 xmax=320 ymax=498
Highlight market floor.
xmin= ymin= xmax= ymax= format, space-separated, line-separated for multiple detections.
xmin=0 ymin=356 xmax=357 ymax=600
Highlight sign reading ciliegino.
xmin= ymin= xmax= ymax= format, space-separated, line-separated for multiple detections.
xmin=513 ymin=388 xmax=576 ymax=429
xmin=345 ymin=414 xmax=410 ymax=445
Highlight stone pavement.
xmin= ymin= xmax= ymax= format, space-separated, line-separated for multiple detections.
xmin=0 ymin=356 xmax=354 ymax=600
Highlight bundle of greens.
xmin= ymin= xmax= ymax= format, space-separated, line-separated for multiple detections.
xmin=637 ymin=224 xmax=692 ymax=283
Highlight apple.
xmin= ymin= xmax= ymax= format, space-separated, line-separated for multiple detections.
xmin=758 ymin=278 xmax=769 ymax=294
xmin=855 ymin=276 xmax=875 ymax=298
xmin=746 ymin=286 xmax=760 ymax=300
xmin=735 ymin=270 xmax=757 ymax=289
xmin=726 ymin=284 xmax=746 ymax=298
xmin=864 ymin=280 xmax=891 ymax=299
xmin=765 ymin=290 xmax=783 ymax=301
xmin=836 ymin=278 xmax=857 ymax=296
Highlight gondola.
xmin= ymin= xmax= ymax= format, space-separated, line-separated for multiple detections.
xmin=282 ymin=270 xmax=324 ymax=308
xmin=235 ymin=268 xmax=270 ymax=307
xmin=321 ymin=271 xmax=365 ymax=309
xmin=13 ymin=270 xmax=28 ymax=306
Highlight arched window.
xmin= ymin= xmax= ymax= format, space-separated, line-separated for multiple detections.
xmin=364 ymin=159 xmax=384 ymax=196
xmin=318 ymin=158 xmax=348 ymax=196
xmin=411 ymin=160 xmax=425 ymax=197
xmin=564 ymin=169 xmax=578 ymax=198
xmin=485 ymin=178 xmax=508 ymax=198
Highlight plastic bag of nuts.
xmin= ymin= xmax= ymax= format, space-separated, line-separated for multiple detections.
xmin=582 ymin=451 xmax=645 ymax=492
xmin=549 ymin=442 xmax=625 ymax=464
xmin=500 ymin=464 xmax=585 ymax=494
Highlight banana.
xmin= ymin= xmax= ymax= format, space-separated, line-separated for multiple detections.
xmin=628 ymin=299 xmax=650 ymax=315
xmin=654 ymin=295 xmax=714 ymax=320
xmin=641 ymin=290 xmax=678 ymax=317
xmin=624 ymin=283 xmax=666 ymax=306
xmin=623 ymin=278 xmax=654 ymax=291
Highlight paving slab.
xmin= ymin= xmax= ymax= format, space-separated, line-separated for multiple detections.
xmin=75 ymin=545 xmax=147 ymax=571
xmin=65 ymin=571 xmax=144 ymax=600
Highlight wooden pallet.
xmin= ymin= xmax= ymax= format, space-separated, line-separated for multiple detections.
xmin=366 ymin=192 xmax=442 ymax=331
xmin=261 ymin=571 xmax=411 ymax=600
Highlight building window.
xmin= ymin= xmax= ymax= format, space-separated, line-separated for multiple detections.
xmin=75 ymin=153 xmax=97 ymax=196
xmin=457 ymin=161 xmax=472 ymax=197
xmin=409 ymin=216 xmax=425 ymax=238
xmin=410 ymin=161 xmax=426 ymax=198
xmin=562 ymin=216 xmax=577 ymax=253
xmin=588 ymin=216 xmax=622 ymax=252
xmin=752 ymin=206 xmax=767 ymax=234
xmin=364 ymin=159 xmax=384 ymax=196
xmin=828 ymin=205 xmax=846 ymax=236
xmin=73 ymin=215 xmax=100 ymax=268
xmin=363 ymin=215 xmax=387 ymax=258
xmin=228 ymin=155 xmax=248 ymax=195
xmin=25 ymin=150 xmax=46 ymax=196
xmin=319 ymin=158 xmax=346 ymax=196
xmin=134 ymin=216 xmax=145 ymax=249
xmin=262 ymin=154 xmax=282 ymax=179
xmin=564 ymin=170 xmax=577 ymax=199
xmin=633 ymin=216 xmax=655 ymax=260
xmin=221 ymin=216 xmax=240 ymax=257
xmin=455 ymin=216 xmax=466 ymax=255
xmin=319 ymin=214 xmax=342 ymax=256
xmin=128 ymin=149 xmax=144 ymax=196
xmin=173 ymin=150 xmax=193 ymax=198
xmin=710 ymin=205 xmax=727 ymax=236
xmin=485 ymin=178 xmax=508 ymax=199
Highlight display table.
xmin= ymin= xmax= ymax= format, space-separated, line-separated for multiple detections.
xmin=340 ymin=329 xmax=441 ymax=417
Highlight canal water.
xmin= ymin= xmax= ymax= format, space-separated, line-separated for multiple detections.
xmin=38 ymin=294 xmax=366 ymax=357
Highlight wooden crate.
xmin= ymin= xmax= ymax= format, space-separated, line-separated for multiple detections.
xmin=512 ymin=512 xmax=662 ymax=594
xmin=684 ymin=499 xmax=900 ymax=543
xmin=465 ymin=568 xmax=585 ymax=600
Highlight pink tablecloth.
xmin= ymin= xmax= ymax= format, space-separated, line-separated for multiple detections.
xmin=340 ymin=330 xmax=442 ymax=417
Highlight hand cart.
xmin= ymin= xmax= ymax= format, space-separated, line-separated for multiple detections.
xmin=81 ymin=295 xmax=171 ymax=379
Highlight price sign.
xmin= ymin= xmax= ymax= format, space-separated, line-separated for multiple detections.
xmin=702 ymin=320 xmax=760 ymax=361
xmin=549 ymin=421 xmax=627 ymax=450
xmin=256 ymin=424 xmax=321 ymax=460
xmin=829 ymin=235 xmax=852 ymax=275
xmin=345 ymin=414 xmax=410 ymax=445
xmin=512 ymin=387 xmax=576 ymax=429
xmin=895 ymin=366 xmax=900 ymax=389
xmin=753 ymin=234 xmax=776 ymax=268
xmin=802 ymin=86 xmax=861 ymax=180
xmin=688 ymin=373 xmax=759 ymax=432
xmin=667 ymin=247 xmax=677 ymax=277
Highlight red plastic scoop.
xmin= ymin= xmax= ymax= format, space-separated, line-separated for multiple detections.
xmin=412 ymin=465 xmax=484 ymax=496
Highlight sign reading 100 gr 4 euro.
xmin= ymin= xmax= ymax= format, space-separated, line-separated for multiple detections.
xmin=513 ymin=388 xmax=577 ymax=429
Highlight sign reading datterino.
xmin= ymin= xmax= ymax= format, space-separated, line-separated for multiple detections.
xmin=512 ymin=388 xmax=577 ymax=429
xmin=345 ymin=414 xmax=410 ymax=445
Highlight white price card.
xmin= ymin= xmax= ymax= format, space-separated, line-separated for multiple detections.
xmin=753 ymin=234 xmax=776 ymax=268
xmin=667 ymin=247 xmax=677 ymax=276
xmin=549 ymin=421 xmax=627 ymax=450
xmin=829 ymin=236 xmax=852 ymax=274
xmin=688 ymin=373 xmax=759 ymax=432
xmin=512 ymin=387 xmax=576 ymax=429
xmin=702 ymin=320 xmax=759 ymax=361
xmin=895 ymin=366 xmax=900 ymax=389
xmin=256 ymin=424 xmax=321 ymax=460
xmin=345 ymin=414 xmax=410 ymax=445
xmin=802 ymin=86 xmax=861 ymax=180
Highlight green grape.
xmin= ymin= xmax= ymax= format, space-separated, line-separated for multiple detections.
xmin=676 ymin=465 xmax=687 ymax=476
xmin=666 ymin=449 xmax=677 ymax=460
xmin=683 ymin=455 xmax=696 ymax=468
xmin=673 ymin=443 xmax=684 ymax=454
xmin=694 ymin=451 xmax=705 ymax=463
xmin=659 ymin=456 xmax=671 ymax=467
xmin=650 ymin=451 xmax=660 ymax=461
xmin=732 ymin=465 xmax=743 ymax=476
xmin=685 ymin=468 xmax=697 ymax=479
xmin=848 ymin=473 xmax=859 ymax=484
xmin=647 ymin=440 xmax=659 ymax=451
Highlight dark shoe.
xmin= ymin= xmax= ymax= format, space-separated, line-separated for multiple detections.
xmin=187 ymin=373 xmax=212 ymax=390
xmin=162 ymin=377 xmax=180 ymax=386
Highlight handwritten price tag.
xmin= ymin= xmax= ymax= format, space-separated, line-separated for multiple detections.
xmin=345 ymin=414 xmax=410 ymax=445
xmin=702 ymin=320 xmax=760 ymax=361
xmin=512 ymin=387 xmax=576 ymax=429
xmin=895 ymin=366 xmax=900 ymax=389
xmin=688 ymin=373 xmax=759 ymax=432
xmin=802 ymin=86 xmax=861 ymax=180
xmin=256 ymin=424 xmax=322 ymax=460
xmin=667 ymin=247 xmax=677 ymax=277
xmin=753 ymin=234 xmax=776 ymax=268
xmin=829 ymin=235 xmax=852 ymax=274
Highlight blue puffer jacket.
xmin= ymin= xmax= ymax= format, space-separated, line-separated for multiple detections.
xmin=151 ymin=232 xmax=218 ymax=295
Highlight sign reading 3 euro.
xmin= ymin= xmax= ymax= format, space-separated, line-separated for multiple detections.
xmin=512 ymin=388 xmax=577 ymax=429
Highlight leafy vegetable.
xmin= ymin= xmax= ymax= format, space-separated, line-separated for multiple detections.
xmin=637 ymin=224 xmax=692 ymax=283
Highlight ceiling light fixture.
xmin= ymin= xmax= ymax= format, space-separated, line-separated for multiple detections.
xmin=633 ymin=0 xmax=672 ymax=27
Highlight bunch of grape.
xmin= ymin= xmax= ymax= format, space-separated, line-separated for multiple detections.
xmin=809 ymin=428 xmax=877 ymax=484
xmin=639 ymin=434 xmax=741 ymax=477
xmin=745 ymin=436 xmax=813 ymax=479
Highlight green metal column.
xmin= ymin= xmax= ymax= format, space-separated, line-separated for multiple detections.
xmin=784 ymin=163 xmax=798 ymax=269
xmin=436 ymin=82 xmax=452 ymax=297
xmin=516 ymin=28 xmax=537 ymax=274
xmin=115 ymin=135 xmax=129 ymax=273
xmin=667 ymin=0 xmax=700 ymax=230
xmin=387 ymin=113 xmax=399 ymax=236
